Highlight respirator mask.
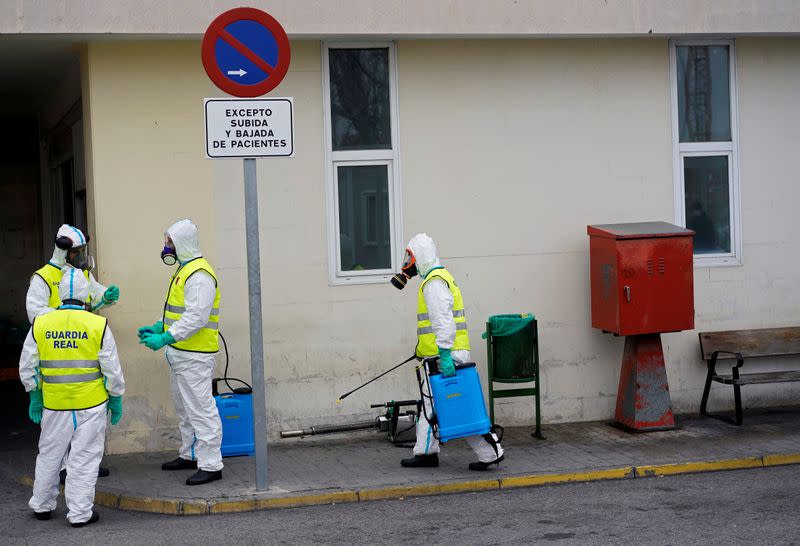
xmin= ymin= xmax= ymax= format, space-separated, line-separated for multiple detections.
xmin=161 ymin=243 xmax=178 ymax=266
xmin=390 ymin=249 xmax=418 ymax=290
xmin=56 ymin=236 xmax=94 ymax=271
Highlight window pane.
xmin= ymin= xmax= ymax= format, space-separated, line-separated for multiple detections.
xmin=329 ymin=48 xmax=391 ymax=151
xmin=337 ymin=165 xmax=391 ymax=271
xmin=677 ymin=45 xmax=731 ymax=142
xmin=684 ymin=156 xmax=731 ymax=254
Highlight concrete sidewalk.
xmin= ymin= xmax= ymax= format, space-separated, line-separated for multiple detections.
xmin=5 ymin=407 xmax=800 ymax=515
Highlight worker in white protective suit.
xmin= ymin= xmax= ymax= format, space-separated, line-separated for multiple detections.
xmin=392 ymin=233 xmax=504 ymax=470
xmin=26 ymin=224 xmax=119 ymax=482
xmin=19 ymin=266 xmax=124 ymax=527
xmin=138 ymin=219 xmax=223 ymax=486
xmin=26 ymin=224 xmax=120 ymax=323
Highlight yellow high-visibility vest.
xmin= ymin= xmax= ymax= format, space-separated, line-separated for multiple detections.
xmin=162 ymin=257 xmax=221 ymax=353
xmin=32 ymin=309 xmax=108 ymax=411
xmin=416 ymin=268 xmax=470 ymax=358
xmin=33 ymin=264 xmax=93 ymax=309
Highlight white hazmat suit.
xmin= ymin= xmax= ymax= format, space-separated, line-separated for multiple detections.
xmin=26 ymin=224 xmax=113 ymax=323
xmin=19 ymin=267 xmax=124 ymax=524
xmin=163 ymin=220 xmax=223 ymax=473
xmin=406 ymin=234 xmax=504 ymax=466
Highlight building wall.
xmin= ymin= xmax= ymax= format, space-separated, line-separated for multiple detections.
xmin=4 ymin=0 xmax=800 ymax=37
xmin=81 ymin=37 xmax=800 ymax=453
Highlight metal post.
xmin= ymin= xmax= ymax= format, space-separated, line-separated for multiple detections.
xmin=243 ymin=157 xmax=269 ymax=490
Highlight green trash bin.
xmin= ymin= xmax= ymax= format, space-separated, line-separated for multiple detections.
xmin=483 ymin=313 xmax=543 ymax=438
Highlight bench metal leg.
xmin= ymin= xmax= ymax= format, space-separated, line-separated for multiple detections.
xmin=733 ymin=384 xmax=743 ymax=426
xmin=700 ymin=366 xmax=714 ymax=416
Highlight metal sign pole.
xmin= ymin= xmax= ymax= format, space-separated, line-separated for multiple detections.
xmin=244 ymin=157 xmax=269 ymax=490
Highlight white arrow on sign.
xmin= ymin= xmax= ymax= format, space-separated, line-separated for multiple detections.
xmin=227 ymin=69 xmax=247 ymax=77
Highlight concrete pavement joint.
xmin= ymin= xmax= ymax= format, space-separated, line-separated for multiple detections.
xmin=15 ymin=451 xmax=800 ymax=515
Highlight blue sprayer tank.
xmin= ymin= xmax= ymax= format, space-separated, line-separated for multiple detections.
xmin=429 ymin=363 xmax=491 ymax=443
xmin=214 ymin=392 xmax=255 ymax=457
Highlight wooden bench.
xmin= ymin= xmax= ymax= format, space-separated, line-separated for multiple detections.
xmin=699 ymin=327 xmax=800 ymax=425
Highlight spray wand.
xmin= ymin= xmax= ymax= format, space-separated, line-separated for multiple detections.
xmin=336 ymin=354 xmax=418 ymax=403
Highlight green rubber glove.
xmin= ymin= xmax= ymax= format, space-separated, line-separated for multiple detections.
xmin=140 ymin=331 xmax=175 ymax=351
xmin=28 ymin=389 xmax=43 ymax=424
xmin=107 ymin=395 xmax=123 ymax=425
xmin=137 ymin=321 xmax=163 ymax=339
xmin=103 ymin=285 xmax=120 ymax=303
xmin=438 ymin=347 xmax=456 ymax=377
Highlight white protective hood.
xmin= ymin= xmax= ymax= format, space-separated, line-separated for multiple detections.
xmin=58 ymin=266 xmax=90 ymax=304
xmin=165 ymin=219 xmax=203 ymax=264
xmin=50 ymin=224 xmax=88 ymax=267
xmin=407 ymin=233 xmax=442 ymax=279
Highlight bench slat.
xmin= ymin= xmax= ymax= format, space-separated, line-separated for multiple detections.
xmin=712 ymin=371 xmax=800 ymax=385
xmin=699 ymin=327 xmax=800 ymax=360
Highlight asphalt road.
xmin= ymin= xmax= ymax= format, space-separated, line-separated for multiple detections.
xmin=2 ymin=465 xmax=799 ymax=545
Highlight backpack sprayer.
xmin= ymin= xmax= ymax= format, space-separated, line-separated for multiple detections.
xmin=212 ymin=332 xmax=256 ymax=457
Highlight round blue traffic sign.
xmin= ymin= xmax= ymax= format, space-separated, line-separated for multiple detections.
xmin=202 ymin=8 xmax=291 ymax=97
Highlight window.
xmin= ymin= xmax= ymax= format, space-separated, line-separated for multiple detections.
xmin=323 ymin=43 xmax=402 ymax=283
xmin=670 ymin=40 xmax=741 ymax=266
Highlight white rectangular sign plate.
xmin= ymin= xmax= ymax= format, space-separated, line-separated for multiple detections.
xmin=204 ymin=97 xmax=294 ymax=159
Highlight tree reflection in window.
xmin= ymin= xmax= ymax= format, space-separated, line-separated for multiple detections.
xmin=329 ymin=48 xmax=391 ymax=151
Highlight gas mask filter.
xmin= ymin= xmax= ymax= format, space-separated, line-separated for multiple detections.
xmin=391 ymin=249 xmax=418 ymax=290
xmin=390 ymin=271 xmax=410 ymax=290
xmin=161 ymin=244 xmax=178 ymax=266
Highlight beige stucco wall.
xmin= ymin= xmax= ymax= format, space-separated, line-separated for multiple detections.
xmin=82 ymin=37 xmax=800 ymax=454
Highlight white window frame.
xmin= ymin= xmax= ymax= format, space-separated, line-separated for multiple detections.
xmin=670 ymin=38 xmax=742 ymax=267
xmin=323 ymin=41 xmax=403 ymax=285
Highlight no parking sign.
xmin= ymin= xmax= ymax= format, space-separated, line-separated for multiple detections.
xmin=201 ymin=7 xmax=291 ymax=97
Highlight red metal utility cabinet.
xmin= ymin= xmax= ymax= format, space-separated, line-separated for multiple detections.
xmin=588 ymin=222 xmax=694 ymax=336
xmin=587 ymin=222 xmax=695 ymax=432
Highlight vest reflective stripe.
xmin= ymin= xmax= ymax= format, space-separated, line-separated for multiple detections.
xmin=40 ymin=359 xmax=100 ymax=369
xmin=32 ymin=309 xmax=107 ymax=411
xmin=165 ymin=304 xmax=220 ymax=317
xmin=42 ymin=371 xmax=103 ymax=384
xmin=33 ymin=265 xmax=92 ymax=308
xmin=417 ymin=310 xmax=465 ymax=322
xmin=416 ymin=320 xmax=470 ymax=336
xmin=163 ymin=258 xmax=221 ymax=353
xmin=415 ymin=268 xmax=470 ymax=358
xmin=163 ymin=316 xmax=219 ymax=330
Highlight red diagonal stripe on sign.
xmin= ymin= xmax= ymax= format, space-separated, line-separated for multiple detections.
xmin=218 ymin=28 xmax=275 ymax=76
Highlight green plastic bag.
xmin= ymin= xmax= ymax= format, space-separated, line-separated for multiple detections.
xmin=483 ymin=313 xmax=537 ymax=380
xmin=481 ymin=313 xmax=535 ymax=339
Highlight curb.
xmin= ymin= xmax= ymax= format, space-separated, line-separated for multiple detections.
xmin=19 ymin=451 xmax=800 ymax=516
